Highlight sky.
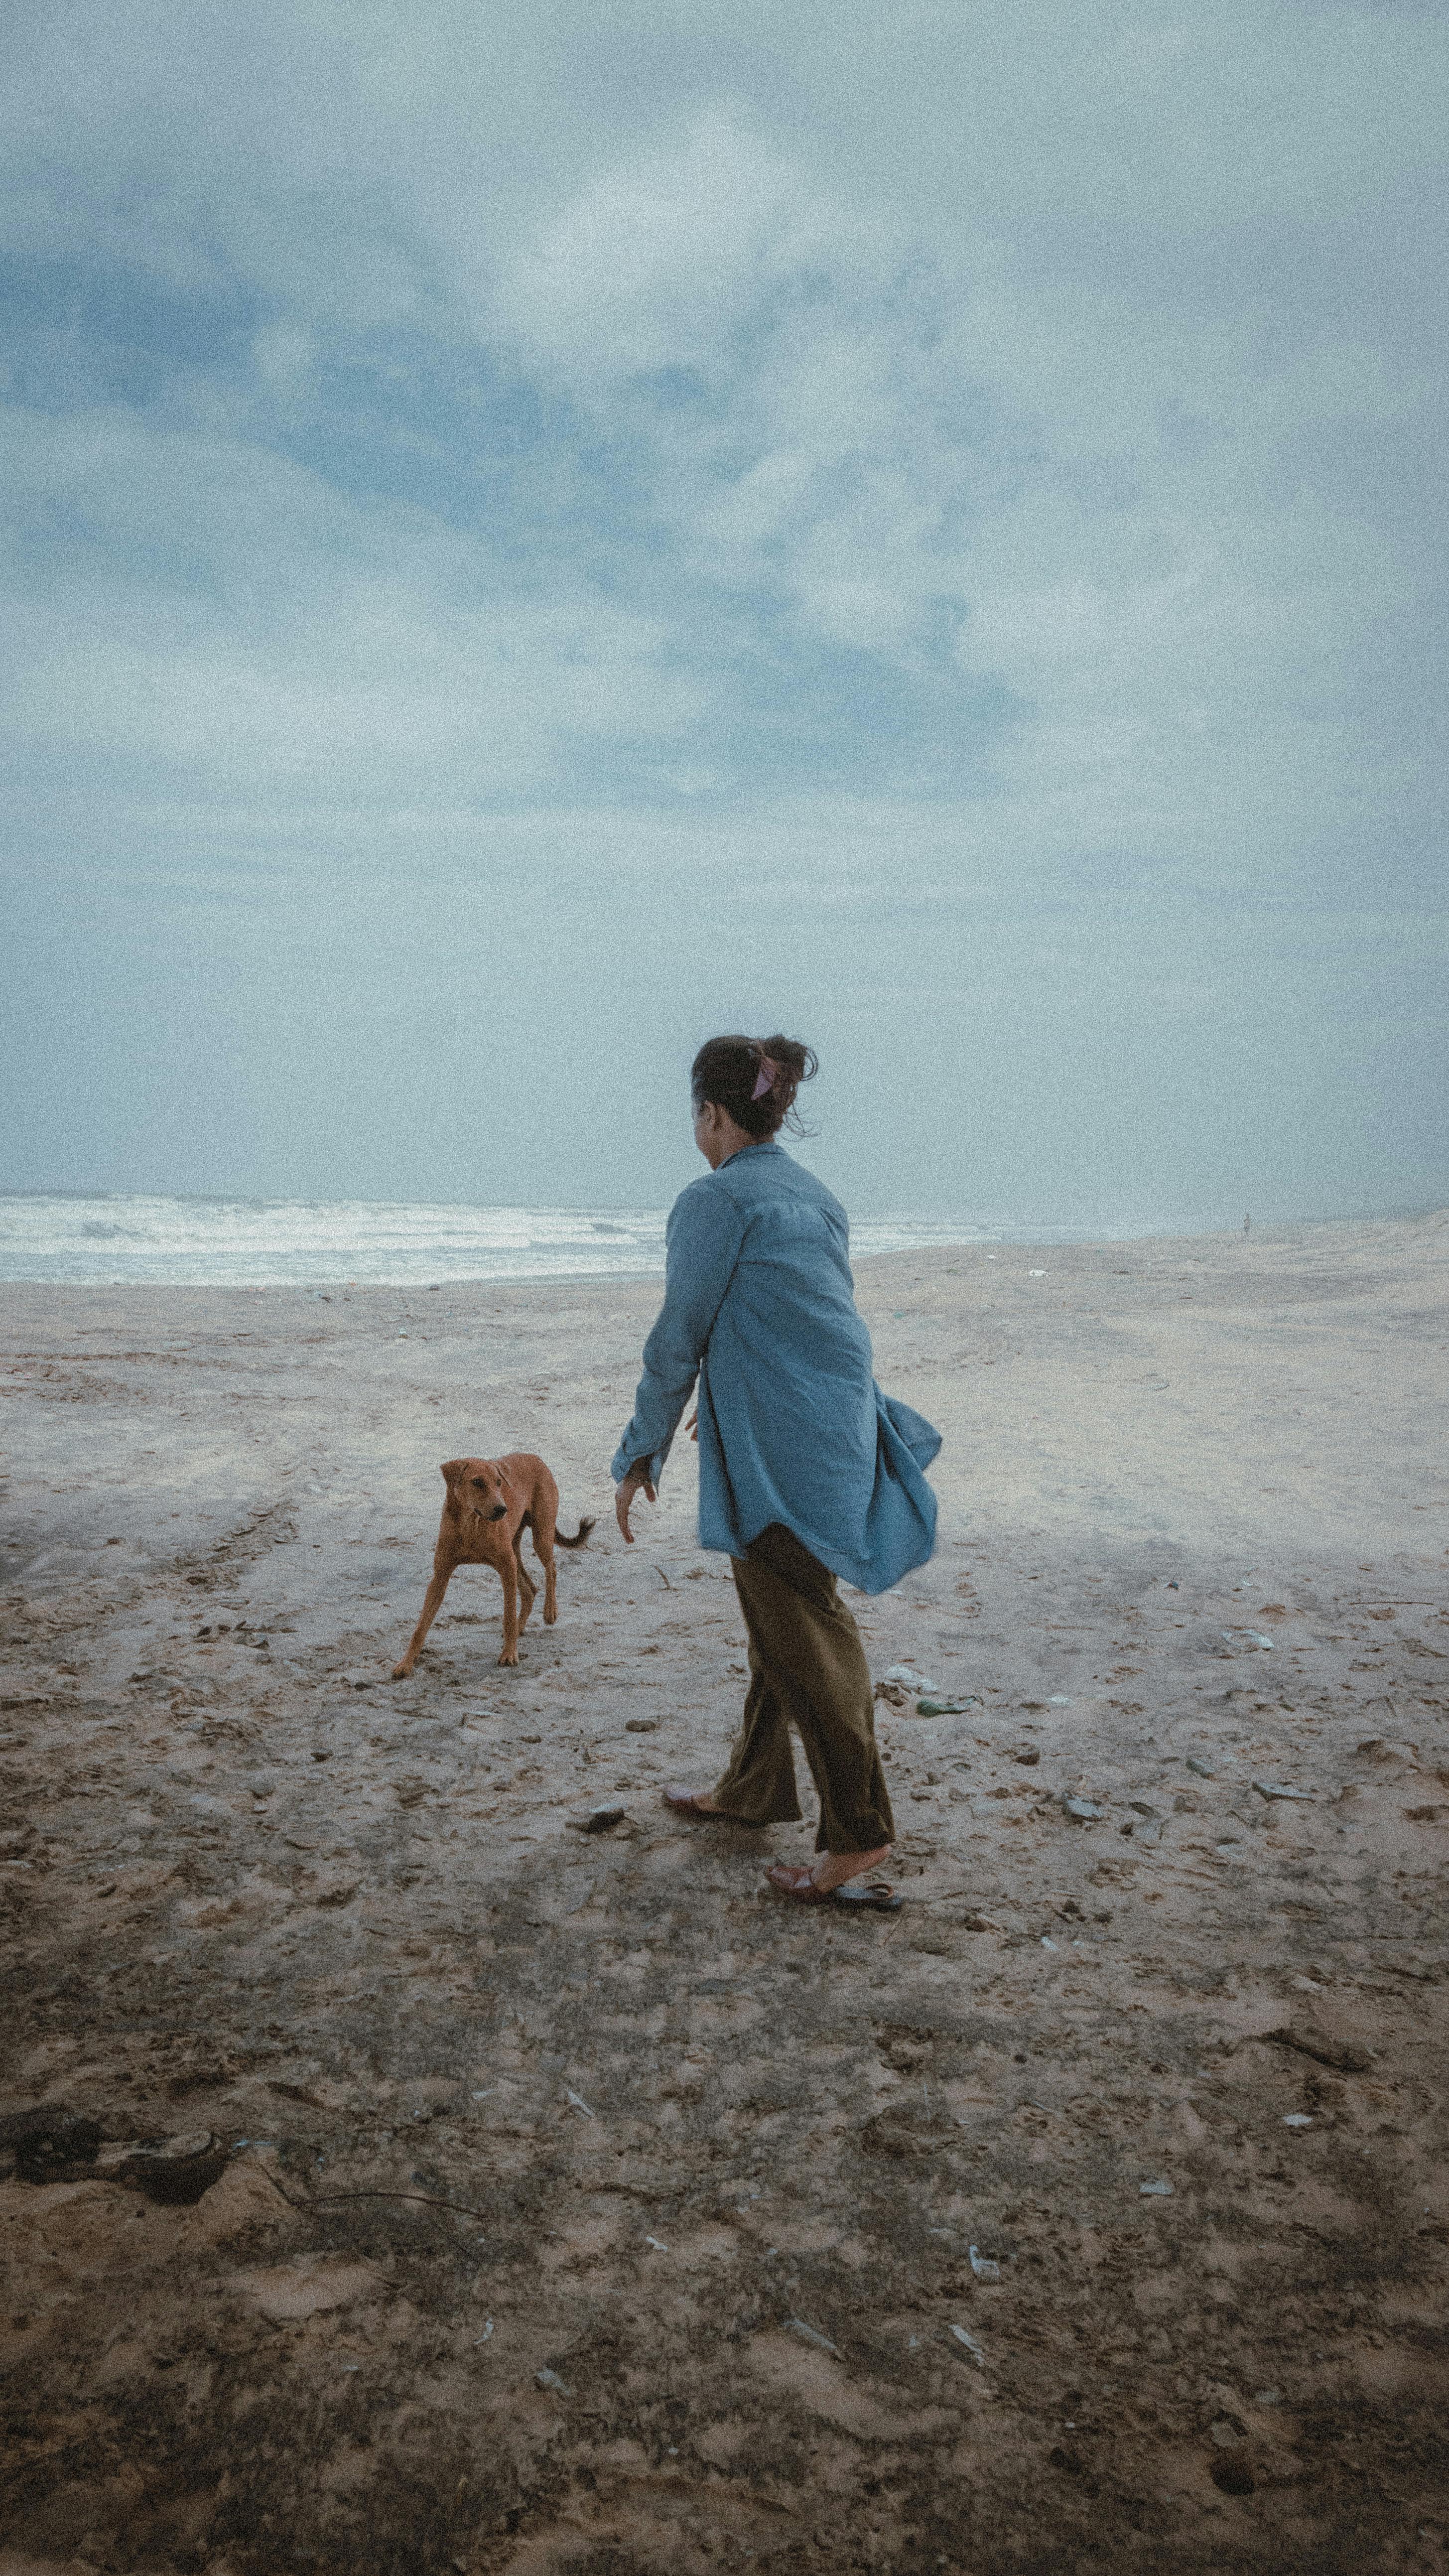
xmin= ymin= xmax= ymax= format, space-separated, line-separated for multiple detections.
xmin=1 ymin=0 xmax=1445 ymax=1227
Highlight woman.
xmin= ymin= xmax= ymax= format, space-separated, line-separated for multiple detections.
xmin=612 ymin=1034 xmax=941 ymax=1911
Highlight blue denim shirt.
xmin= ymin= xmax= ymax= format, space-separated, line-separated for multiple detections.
xmin=611 ymin=1141 xmax=940 ymax=1593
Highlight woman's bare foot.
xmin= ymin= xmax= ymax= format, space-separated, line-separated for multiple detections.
xmin=810 ymin=1844 xmax=890 ymax=1894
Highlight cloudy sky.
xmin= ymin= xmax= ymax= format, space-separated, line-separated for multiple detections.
xmin=2 ymin=0 xmax=1445 ymax=1226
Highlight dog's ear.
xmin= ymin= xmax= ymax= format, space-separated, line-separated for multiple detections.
xmin=440 ymin=1459 xmax=466 ymax=1485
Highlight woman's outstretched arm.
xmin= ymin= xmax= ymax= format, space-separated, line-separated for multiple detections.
xmin=610 ymin=1179 xmax=745 ymax=1519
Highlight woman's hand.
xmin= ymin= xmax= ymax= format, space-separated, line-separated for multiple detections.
xmin=614 ymin=1462 xmax=657 ymax=1544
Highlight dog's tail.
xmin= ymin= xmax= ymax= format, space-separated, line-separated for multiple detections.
xmin=555 ymin=1517 xmax=595 ymax=1550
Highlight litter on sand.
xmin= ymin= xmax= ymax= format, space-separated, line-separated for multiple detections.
xmin=788 ymin=2317 xmax=842 ymax=2357
xmin=883 ymin=1664 xmax=939 ymax=1694
xmin=474 ymin=2321 xmax=494 ymax=2343
xmin=916 ymin=1697 xmax=980 ymax=1716
xmin=569 ymin=1805 xmax=627 ymax=1834
xmin=1139 ymin=2179 xmax=1174 ymax=2196
xmin=1222 ymin=1629 xmax=1276 ymax=1650
xmin=968 ymin=2247 xmax=1001 ymax=2281
xmin=1063 ymin=1796 xmax=1104 ymax=1821
xmin=645 ymin=2234 xmax=669 ymax=2250
xmin=1253 ymin=1780 xmax=1312 ymax=1802
xmin=948 ymin=2323 xmax=986 ymax=2364
xmin=1186 ymin=1756 xmax=1216 ymax=1778
xmin=1283 ymin=2113 xmax=1314 ymax=2128
xmin=535 ymin=2367 xmax=572 ymax=2396
xmin=564 ymin=2089 xmax=596 ymax=2119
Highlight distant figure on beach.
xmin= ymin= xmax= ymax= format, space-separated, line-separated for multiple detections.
xmin=1244 ymin=1214 xmax=1251 ymax=1234
xmin=612 ymin=1034 xmax=941 ymax=1910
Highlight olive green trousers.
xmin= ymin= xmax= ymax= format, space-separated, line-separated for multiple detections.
xmin=712 ymin=1522 xmax=895 ymax=1855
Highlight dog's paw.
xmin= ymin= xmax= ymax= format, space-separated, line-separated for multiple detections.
xmin=391 ymin=1661 xmax=412 ymax=1680
xmin=498 ymin=1648 xmax=519 ymax=1667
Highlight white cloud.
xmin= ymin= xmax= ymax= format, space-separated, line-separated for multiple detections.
xmin=490 ymin=109 xmax=815 ymax=383
xmin=0 ymin=400 xmax=710 ymax=808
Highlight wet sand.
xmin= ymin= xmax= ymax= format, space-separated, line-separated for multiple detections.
xmin=1 ymin=1215 xmax=1447 ymax=2574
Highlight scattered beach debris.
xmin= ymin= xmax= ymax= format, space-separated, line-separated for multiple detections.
xmin=787 ymin=2317 xmax=841 ymax=2357
xmin=1139 ymin=2179 xmax=1174 ymax=2196
xmin=948 ymin=2323 xmax=986 ymax=2364
xmin=883 ymin=1664 xmax=939 ymax=1694
xmin=1012 ymin=1746 xmax=1042 ymax=1765
xmin=569 ymin=1805 xmax=627 ymax=1834
xmin=1041 ymin=1936 xmax=1059 ymax=1951
xmin=1259 ymin=2023 xmax=1372 ymax=2073
xmin=4 ymin=2108 xmax=102 ymax=2185
xmin=915 ymin=1697 xmax=979 ymax=1716
xmin=1283 ymin=2113 xmax=1314 ymax=2128
xmin=645 ymin=2234 xmax=669 ymax=2251
xmin=1186 ymin=1756 xmax=1217 ymax=1778
xmin=1048 ymin=1694 xmax=1073 ymax=1705
xmin=112 ymin=2132 xmax=229 ymax=2206
xmin=563 ymin=2089 xmax=596 ymax=2120
xmin=1252 ymin=1779 xmax=1311 ymax=1801
xmin=625 ymin=1718 xmax=658 ymax=1733
xmin=1222 ymin=1629 xmax=1275 ymax=1650
xmin=535 ymin=2367 xmax=572 ymax=2396
xmin=968 ymin=2246 xmax=1001 ymax=2281
xmin=474 ymin=2320 xmax=494 ymax=2343
xmin=1063 ymin=1796 xmax=1104 ymax=1821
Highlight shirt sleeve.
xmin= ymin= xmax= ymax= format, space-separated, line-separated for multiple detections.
xmin=611 ymin=1179 xmax=747 ymax=1488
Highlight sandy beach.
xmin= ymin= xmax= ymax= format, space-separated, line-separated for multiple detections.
xmin=2 ymin=1215 xmax=1447 ymax=2575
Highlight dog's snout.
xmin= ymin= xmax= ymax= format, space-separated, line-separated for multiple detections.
xmin=490 ymin=1503 xmax=507 ymax=1520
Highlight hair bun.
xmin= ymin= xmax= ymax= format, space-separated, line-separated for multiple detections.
xmin=691 ymin=1034 xmax=818 ymax=1139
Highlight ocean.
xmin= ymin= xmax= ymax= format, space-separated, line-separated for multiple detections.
xmin=0 ymin=1192 xmax=1101 ymax=1288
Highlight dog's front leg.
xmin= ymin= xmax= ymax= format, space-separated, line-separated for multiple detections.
xmin=497 ymin=1555 xmax=520 ymax=1665
xmin=393 ymin=1556 xmax=455 ymax=1679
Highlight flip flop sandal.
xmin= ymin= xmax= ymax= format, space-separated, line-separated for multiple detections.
xmin=833 ymin=1879 xmax=904 ymax=1913
xmin=664 ymin=1787 xmax=732 ymax=1821
xmin=764 ymin=1863 xmax=903 ymax=1913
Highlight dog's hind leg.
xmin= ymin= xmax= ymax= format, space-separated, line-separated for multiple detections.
xmin=512 ymin=1521 xmax=539 ymax=1636
xmin=393 ymin=1556 xmax=456 ymax=1679
xmin=529 ymin=1477 xmax=560 ymax=1624
xmin=498 ymin=1554 xmax=524 ymax=1664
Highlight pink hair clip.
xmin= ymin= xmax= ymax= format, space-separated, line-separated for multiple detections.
xmin=751 ymin=1055 xmax=780 ymax=1101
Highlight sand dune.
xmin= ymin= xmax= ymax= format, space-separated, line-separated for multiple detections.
xmin=1 ymin=1216 xmax=1447 ymax=2572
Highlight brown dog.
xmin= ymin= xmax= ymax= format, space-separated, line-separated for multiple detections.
xmin=392 ymin=1455 xmax=594 ymax=1677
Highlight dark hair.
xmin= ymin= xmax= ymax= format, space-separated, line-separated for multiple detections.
xmin=690 ymin=1034 xmax=818 ymax=1139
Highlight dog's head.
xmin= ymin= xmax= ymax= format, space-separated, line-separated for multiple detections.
xmin=441 ymin=1457 xmax=510 ymax=1522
